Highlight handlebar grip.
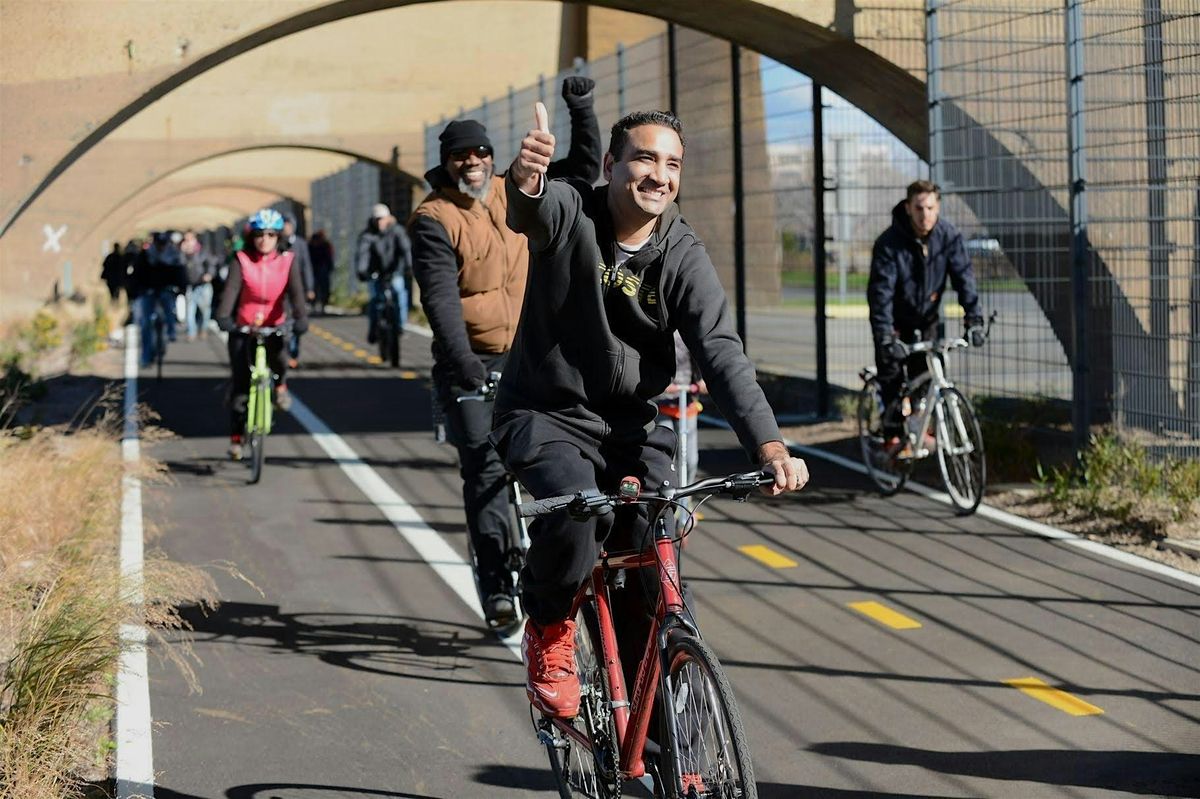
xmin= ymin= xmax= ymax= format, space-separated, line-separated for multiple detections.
xmin=518 ymin=494 xmax=578 ymax=518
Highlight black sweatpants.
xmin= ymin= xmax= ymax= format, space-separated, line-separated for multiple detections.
xmin=435 ymin=352 xmax=513 ymax=598
xmin=490 ymin=411 xmax=676 ymax=625
xmin=875 ymin=321 xmax=939 ymax=434
xmin=227 ymin=331 xmax=288 ymax=436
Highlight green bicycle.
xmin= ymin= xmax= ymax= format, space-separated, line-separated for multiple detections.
xmin=239 ymin=324 xmax=286 ymax=484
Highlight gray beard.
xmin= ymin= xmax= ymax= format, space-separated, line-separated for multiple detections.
xmin=458 ymin=172 xmax=492 ymax=202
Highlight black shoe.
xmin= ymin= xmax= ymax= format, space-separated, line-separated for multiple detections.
xmin=367 ymin=327 xmax=378 ymax=344
xmin=483 ymin=593 xmax=518 ymax=629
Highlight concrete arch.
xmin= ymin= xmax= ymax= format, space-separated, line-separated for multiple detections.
xmin=102 ymin=183 xmax=298 ymax=242
xmin=0 ymin=0 xmax=925 ymax=238
xmin=80 ymin=144 xmax=419 ymax=245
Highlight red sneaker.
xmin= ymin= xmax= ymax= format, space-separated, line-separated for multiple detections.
xmin=681 ymin=773 xmax=707 ymax=795
xmin=521 ymin=618 xmax=579 ymax=718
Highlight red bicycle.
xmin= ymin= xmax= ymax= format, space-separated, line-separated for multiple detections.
xmin=518 ymin=470 xmax=774 ymax=799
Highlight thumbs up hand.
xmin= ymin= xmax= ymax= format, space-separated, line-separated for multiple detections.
xmin=511 ymin=101 xmax=556 ymax=195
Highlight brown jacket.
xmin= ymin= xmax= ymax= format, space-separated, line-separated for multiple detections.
xmin=410 ymin=174 xmax=527 ymax=353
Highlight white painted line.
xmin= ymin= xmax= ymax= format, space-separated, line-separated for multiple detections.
xmin=700 ymin=414 xmax=1200 ymax=590
xmin=288 ymin=394 xmax=522 ymax=657
xmin=117 ymin=323 xmax=154 ymax=799
xmin=405 ymin=321 xmax=432 ymax=338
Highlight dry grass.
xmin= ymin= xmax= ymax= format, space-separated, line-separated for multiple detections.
xmin=0 ymin=407 xmax=217 ymax=798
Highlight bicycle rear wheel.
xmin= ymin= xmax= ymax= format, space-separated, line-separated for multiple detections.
xmin=933 ymin=387 xmax=985 ymax=514
xmin=857 ymin=378 xmax=910 ymax=496
xmin=661 ymin=631 xmax=756 ymax=799
xmin=543 ymin=603 xmax=619 ymax=799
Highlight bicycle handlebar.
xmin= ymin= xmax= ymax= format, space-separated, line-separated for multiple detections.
xmin=236 ymin=324 xmax=290 ymax=337
xmin=456 ymin=371 xmax=503 ymax=403
xmin=517 ymin=470 xmax=776 ymax=520
xmin=896 ymin=310 xmax=998 ymax=357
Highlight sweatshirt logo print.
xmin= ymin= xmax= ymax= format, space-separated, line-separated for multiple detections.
xmin=598 ymin=262 xmax=657 ymax=306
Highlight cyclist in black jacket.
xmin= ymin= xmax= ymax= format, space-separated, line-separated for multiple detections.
xmin=868 ymin=180 xmax=984 ymax=445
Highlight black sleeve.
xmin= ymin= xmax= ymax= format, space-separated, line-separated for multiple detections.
xmin=670 ymin=242 xmax=782 ymax=459
xmin=295 ymin=239 xmax=315 ymax=292
xmin=287 ymin=257 xmax=309 ymax=333
xmin=547 ymin=93 xmax=602 ymax=184
xmin=392 ymin=225 xmax=413 ymax=278
xmin=946 ymin=230 xmax=981 ymax=323
xmin=504 ymin=173 xmax=583 ymax=253
xmin=409 ymin=215 xmax=479 ymax=376
xmin=354 ymin=233 xmax=373 ymax=280
xmin=215 ymin=258 xmax=243 ymax=331
xmin=867 ymin=236 xmax=899 ymax=344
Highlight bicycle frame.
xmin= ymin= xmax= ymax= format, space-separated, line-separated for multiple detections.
xmin=549 ymin=510 xmax=692 ymax=781
xmin=245 ymin=334 xmax=274 ymax=436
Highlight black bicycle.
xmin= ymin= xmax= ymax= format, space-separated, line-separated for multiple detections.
xmin=446 ymin=372 xmax=531 ymax=631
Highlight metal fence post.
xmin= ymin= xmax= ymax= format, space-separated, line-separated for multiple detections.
xmin=617 ymin=43 xmax=626 ymax=118
xmin=1065 ymin=0 xmax=1091 ymax=454
xmin=667 ymin=23 xmax=678 ymax=113
xmin=730 ymin=42 xmax=747 ymax=349
xmin=926 ymin=0 xmax=944 ymax=186
xmin=813 ymin=83 xmax=829 ymax=417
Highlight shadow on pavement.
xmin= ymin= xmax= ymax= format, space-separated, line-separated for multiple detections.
xmin=808 ymin=743 xmax=1200 ymax=797
xmin=179 ymin=601 xmax=519 ymax=688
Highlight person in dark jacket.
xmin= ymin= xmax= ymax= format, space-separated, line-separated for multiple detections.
xmin=131 ymin=232 xmax=186 ymax=367
xmin=868 ymin=180 xmax=983 ymax=443
xmin=278 ymin=213 xmax=314 ymax=368
xmin=410 ymin=76 xmax=601 ymax=629
xmin=308 ymin=229 xmax=335 ymax=314
xmin=494 ymin=107 xmax=809 ymax=719
xmin=101 ymin=243 xmax=124 ymax=302
xmin=355 ymin=204 xmax=412 ymax=345
xmin=181 ymin=229 xmax=216 ymax=340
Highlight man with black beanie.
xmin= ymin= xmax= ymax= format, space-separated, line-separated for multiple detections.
xmin=409 ymin=76 xmax=601 ymax=628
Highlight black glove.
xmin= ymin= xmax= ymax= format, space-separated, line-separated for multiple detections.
xmin=561 ymin=76 xmax=596 ymax=107
xmin=293 ymin=320 xmax=309 ymax=335
xmin=457 ymin=356 xmax=488 ymax=390
xmin=964 ymin=316 xmax=984 ymax=347
xmin=216 ymin=316 xmax=234 ymax=333
xmin=880 ymin=336 xmax=908 ymax=363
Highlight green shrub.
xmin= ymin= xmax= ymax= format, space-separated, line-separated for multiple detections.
xmin=1036 ymin=430 xmax=1200 ymax=533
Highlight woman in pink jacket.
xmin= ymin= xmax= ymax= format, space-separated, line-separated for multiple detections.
xmin=215 ymin=208 xmax=309 ymax=459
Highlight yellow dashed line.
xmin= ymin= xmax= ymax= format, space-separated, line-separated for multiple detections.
xmin=848 ymin=601 xmax=922 ymax=630
xmin=340 ymin=342 xmax=355 ymax=351
xmin=739 ymin=545 xmax=797 ymax=568
xmin=367 ymin=355 xmax=383 ymax=365
xmin=399 ymin=369 xmax=418 ymax=379
xmin=353 ymin=349 xmax=368 ymax=357
xmin=1004 ymin=678 xmax=1104 ymax=716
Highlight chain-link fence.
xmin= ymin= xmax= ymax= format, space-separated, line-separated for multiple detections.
xmin=929 ymin=0 xmax=1200 ymax=457
xmin=425 ymin=28 xmax=923 ymax=419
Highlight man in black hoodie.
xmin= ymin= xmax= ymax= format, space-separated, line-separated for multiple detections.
xmin=495 ymin=106 xmax=809 ymax=719
xmin=868 ymin=180 xmax=983 ymax=447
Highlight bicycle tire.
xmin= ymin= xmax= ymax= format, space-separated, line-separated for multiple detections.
xmin=857 ymin=378 xmax=909 ymax=496
xmin=247 ymin=377 xmax=269 ymax=485
xmin=933 ymin=387 xmax=986 ymax=515
xmin=661 ymin=631 xmax=757 ymax=799
xmin=543 ymin=602 xmax=620 ymax=799
xmin=388 ymin=327 xmax=401 ymax=367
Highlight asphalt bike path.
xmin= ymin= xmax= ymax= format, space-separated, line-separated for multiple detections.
xmin=139 ymin=316 xmax=1199 ymax=798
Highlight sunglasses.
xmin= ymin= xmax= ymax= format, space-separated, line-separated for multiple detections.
xmin=250 ymin=230 xmax=279 ymax=238
xmin=449 ymin=145 xmax=493 ymax=161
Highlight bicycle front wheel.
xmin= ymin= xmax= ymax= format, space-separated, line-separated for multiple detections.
xmin=248 ymin=427 xmax=265 ymax=484
xmin=933 ymin=387 xmax=986 ymax=514
xmin=857 ymin=378 xmax=909 ymax=496
xmin=661 ymin=632 xmax=757 ymax=799
xmin=544 ymin=602 xmax=619 ymax=799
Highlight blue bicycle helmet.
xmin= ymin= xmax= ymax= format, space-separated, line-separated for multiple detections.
xmin=247 ymin=208 xmax=285 ymax=232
